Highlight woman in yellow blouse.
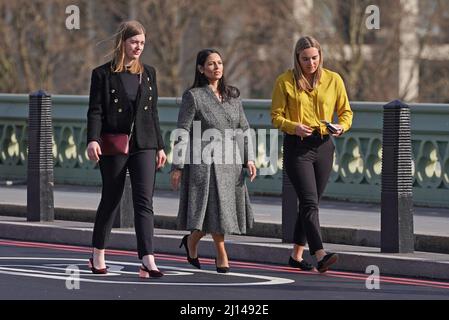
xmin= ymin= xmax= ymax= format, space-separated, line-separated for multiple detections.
xmin=271 ymin=36 xmax=353 ymax=273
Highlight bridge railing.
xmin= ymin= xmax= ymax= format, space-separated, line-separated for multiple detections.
xmin=1 ymin=93 xmax=448 ymax=207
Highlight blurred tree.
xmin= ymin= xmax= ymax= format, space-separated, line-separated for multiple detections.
xmin=0 ymin=0 xmax=96 ymax=94
xmin=0 ymin=0 xmax=448 ymax=103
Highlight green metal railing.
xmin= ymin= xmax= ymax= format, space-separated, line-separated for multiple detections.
xmin=1 ymin=93 xmax=448 ymax=207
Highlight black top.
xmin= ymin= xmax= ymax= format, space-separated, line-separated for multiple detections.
xmin=119 ymin=71 xmax=141 ymax=152
xmin=119 ymin=71 xmax=140 ymax=104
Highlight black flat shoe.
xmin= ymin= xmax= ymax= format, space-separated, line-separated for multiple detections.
xmin=215 ymin=258 xmax=230 ymax=273
xmin=317 ymin=253 xmax=338 ymax=273
xmin=179 ymin=234 xmax=201 ymax=269
xmin=288 ymin=256 xmax=315 ymax=271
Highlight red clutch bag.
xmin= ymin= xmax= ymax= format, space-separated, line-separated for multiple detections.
xmin=100 ymin=133 xmax=129 ymax=155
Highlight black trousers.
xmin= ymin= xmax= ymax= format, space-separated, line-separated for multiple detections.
xmin=283 ymin=133 xmax=335 ymax=256
xmin=92 ymin=149 xmax=157 ymax=259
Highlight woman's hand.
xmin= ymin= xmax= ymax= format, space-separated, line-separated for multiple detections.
xmin=87 ymin=141 xmax=102 ymax=162
xmin=170 ymin=169 xmax=182 ymax=191
xmin=295 ymin=124 xmax=313 ymax=138
xmin=331 ymin=124 xmax=344 ymax=137
xmin=156 ymin=149 xmax=167 ymax=169
xmin=246 ymin=161 xmax=257 ymax=182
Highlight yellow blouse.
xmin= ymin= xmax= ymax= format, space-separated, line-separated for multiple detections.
xmin=271 ymin=68 xmax=353 ymax=136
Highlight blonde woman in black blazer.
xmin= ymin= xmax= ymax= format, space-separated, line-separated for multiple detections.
xmin=87 ymin=20 xmax=166 ymax=278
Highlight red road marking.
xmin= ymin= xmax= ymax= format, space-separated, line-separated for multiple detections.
xmin=0 ymin=239 xmax=448 ymax=290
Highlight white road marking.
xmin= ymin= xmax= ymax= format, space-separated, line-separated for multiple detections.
xmin=0 ymin=257 xmax=294 ymax=286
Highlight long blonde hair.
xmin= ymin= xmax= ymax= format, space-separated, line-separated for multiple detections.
xmin=110 ymin=20 xmax=145 ymax=74
xmin=293 ymin=36 xmax=323 ymax=91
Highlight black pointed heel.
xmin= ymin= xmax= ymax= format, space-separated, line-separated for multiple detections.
xmin=215 ymin=258 xmax=230 ymax=273
xmin=88 ymin=257 xmax=108 ymax=274
xmin=179 ymin=234 xmax=201 ymax=269
xmin=139 ymin=263 xmax=164 ymax=278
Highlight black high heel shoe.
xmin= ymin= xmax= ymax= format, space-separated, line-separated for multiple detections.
xmin=215 ymin=258 xmax=230 ymax=274
xmin=179 ymin=234 xmax=201 ymax=269
xmin=139 ymin=263 xmax=164 ymax=278
xmin=88 ymin=257 xmax=108 ymax=274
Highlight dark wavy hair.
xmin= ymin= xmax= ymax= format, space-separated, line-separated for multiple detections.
xmin=190 ymin=48 xmax=240 ymax=102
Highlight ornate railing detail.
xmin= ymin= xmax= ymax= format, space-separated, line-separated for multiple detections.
xmin=1 ymin=94 xmax=448 ymax=206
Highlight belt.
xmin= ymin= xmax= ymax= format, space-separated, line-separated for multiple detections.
xmin=305 ymin=130 xmax=329 ymax=140
xmin=284 ymin=132 xmax=329 ymax=142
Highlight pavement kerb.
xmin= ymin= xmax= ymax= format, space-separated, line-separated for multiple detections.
xmin=0 ymin=219 xmax=449 ymax=281
xmin=0 ymin=204 xmax=448 ymax=254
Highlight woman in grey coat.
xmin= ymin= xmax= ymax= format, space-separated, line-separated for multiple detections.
xmin=170 ymin=49 xmax=257 ymax=273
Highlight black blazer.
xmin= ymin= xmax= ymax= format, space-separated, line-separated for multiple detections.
xmin=87 ymin=61 xmax=165 ymax=150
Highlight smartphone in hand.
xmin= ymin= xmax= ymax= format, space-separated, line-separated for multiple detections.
xmin=320 ymin=120 xmax=339 ymax=134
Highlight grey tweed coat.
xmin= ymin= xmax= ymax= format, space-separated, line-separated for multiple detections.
xmin=172 ymin=86 xmax=254 ymax=235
